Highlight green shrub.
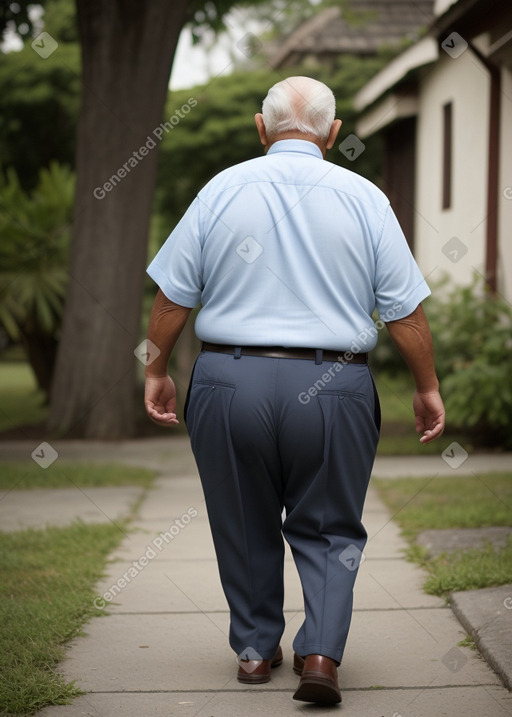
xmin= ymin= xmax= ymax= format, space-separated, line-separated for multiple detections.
xmin=426 ymin=276 xmax=512 ymax=448
xmin=0 ymin=162 xmax=74 ymax=396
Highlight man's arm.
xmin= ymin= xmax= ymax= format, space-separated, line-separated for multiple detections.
xmin=385 ymin=304 xmax=445 ymax=444
xmin=144 ymin=289 xmax=192 ymax=427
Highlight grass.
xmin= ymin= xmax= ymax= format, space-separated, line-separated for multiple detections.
xmin=373 ymin=370 xmax=470 ymax=455
xmin=0 ymin=459 xmax=158 ymax=714
xmin=0 ymin=359 xmax=47 ymax=433
xmin=373 ymin=370 xmax=416 ymax=422
xmin=0 ymin=354 xmax=471 ymax=454
xmin=376 ymin=433 xmax=461 ymax=455
xmin=0 ymin=520 xmax=128 ymax=715
xmin=0 ymin=462 xmax=157 ymax=492
xmin=422 ymin=539 xmax=512 ymax=596
xmin=373 ymin=473 xmax=512 ymax=538
xmin=458 ymin=635 xmax=477 ymax=651
xmin=374 ymin=473 xmax=512 ymax=597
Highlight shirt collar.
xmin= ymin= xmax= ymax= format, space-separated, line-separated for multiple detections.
xmin=267 ymin=139 xmax=323 ymax=160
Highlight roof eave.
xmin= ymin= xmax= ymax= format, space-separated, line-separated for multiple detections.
xmin=356 ymin=93 xmax=419 ymax=139
xmin=354 ymin=36 xmax=439 ymax=112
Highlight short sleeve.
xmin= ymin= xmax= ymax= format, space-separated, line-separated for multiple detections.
xmin=374 ymin=205 xmax=430 ymax=321
xmin=146 ymin=198 xmax=203 ymax=308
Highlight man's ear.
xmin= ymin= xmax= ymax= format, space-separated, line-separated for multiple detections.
xmin=255 ymin=113 xmax=268 ymax=147
xmin=326 ymin=119 xmax=342 ymax=150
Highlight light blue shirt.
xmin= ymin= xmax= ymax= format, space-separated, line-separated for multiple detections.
xmin=147 ymin=139 xmax=430 ymax=351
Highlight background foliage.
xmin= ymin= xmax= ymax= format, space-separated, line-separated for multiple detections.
xmin=372 ymin=275 xmax=512 ymax=447
xmin=1 ymin=0 xmax=509 ymax=446
xmin=427 ymin=276 xmax=512 ymax=448
xmin=0 ymin=162 xmax=74 ymax=395
xmin=0 ymin=25 xmax=79 ymax=191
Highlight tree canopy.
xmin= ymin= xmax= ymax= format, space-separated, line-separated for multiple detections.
xmin=0 ymin=43 xmax=79 ymax=190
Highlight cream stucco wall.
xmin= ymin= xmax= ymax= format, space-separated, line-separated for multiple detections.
xmin=498 ymin=65 xmax=512 ymax=302
xmin=414 ymin=49 xmax=490 ymax=290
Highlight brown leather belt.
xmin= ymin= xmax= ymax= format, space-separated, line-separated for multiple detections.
xmin=201 ymin=343 xmax=367 ymax=364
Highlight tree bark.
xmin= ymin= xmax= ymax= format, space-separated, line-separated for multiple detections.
xmin=48 ymin=0 xmax=189 ymax=438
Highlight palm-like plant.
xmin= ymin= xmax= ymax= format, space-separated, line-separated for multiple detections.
xmin=0 ymin=162 xmax=74 ymax=396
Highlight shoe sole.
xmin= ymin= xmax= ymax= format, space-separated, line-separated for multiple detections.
xmin=293 ymin=676 xmax=342 ymax=704
xmin=237 ymin=657 xmax=283 ymax=684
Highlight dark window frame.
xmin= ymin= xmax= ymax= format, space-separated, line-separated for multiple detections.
xmin=442 ymin=102 xmax=453 ymax=210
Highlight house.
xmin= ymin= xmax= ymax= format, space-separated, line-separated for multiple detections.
xmin=354 ymin=0 xmax=512 ymax=301
xmin=268 ymin=1 xmax=434 ymax=70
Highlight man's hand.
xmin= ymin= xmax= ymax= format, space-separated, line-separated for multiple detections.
xmin=144 ymin=375 xmax=180 ymax=427
xmin=143 ymin=292 xmax=192 ymax=427
xmin=386 ymin=305 xmax=445 ymax=445
xmin=413 ymin=390 xmax=445 ymax=444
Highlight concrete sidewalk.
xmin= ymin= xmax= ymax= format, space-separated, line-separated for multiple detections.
xmin=3 ymin=440 xmax=499 ymax=716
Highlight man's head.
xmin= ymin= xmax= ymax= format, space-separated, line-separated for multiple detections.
xmin=255 ymin=76 xmax=342 ymax=156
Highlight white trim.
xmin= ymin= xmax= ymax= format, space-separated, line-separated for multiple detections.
xmin=434 ymin=0 xmax=460 ymax=17
xmin=355 ymin=94 xmax=419 ymax=138
xmin=354 ymin=36 xmax=439 ymax=112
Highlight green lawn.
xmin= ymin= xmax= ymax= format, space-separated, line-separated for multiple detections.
xmin=420 ymin=540 xmax=512 ymax=596
xmin=373 ymin=473 xmax=512 ymax=537
xmin=0 ymin=461 xmax=157 ymax=492
xmin=0 ymin=360 xmax=47 ymax=433
xmin=374 ymin=473 xmax=512 ymax=597
xmin=0 ymin=356 xmax=470 ymax=454
xmin=0 ymin=521 xmax=127 ymax=715
xmin=373 ymin=370 xmax=415 ymax=422
xmin=372 ymin=370 xmax=471 ymax=455
xmin=0 ymin=458 xmax=158 ymax=715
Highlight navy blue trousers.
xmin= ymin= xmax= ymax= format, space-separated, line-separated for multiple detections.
xmin=185 ymin=350 xmax=380 ymax=664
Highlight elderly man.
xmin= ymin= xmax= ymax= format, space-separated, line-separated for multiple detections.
xmin=144 ymin=76 xmax=445 ymax=705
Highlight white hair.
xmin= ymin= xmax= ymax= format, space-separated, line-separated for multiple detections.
xmin=262 ymin=76 xmax=335 ymax=141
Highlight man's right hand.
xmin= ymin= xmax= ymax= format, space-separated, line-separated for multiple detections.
xmin=413 ymin=390 xmax=445 ymax=444
xmin=144 ymin=375 xmax=180 ymax=427
xmin=386 ymin=305 xmax=445 ymax=445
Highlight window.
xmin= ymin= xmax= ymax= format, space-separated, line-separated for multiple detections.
xmin=442 ymin=102 xmax=453 ymax=210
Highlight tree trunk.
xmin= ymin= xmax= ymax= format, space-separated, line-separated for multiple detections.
xmin=48 ymin=0 xmax=189 ymax=438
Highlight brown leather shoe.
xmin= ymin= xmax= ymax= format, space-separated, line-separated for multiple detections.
xmin=293 ymin=652 xmax=305 ymax=676
xmin=293 ymin=654 xmax=342 ymax=704
xmin=237 ymin=645 xmax=283 ymax=684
